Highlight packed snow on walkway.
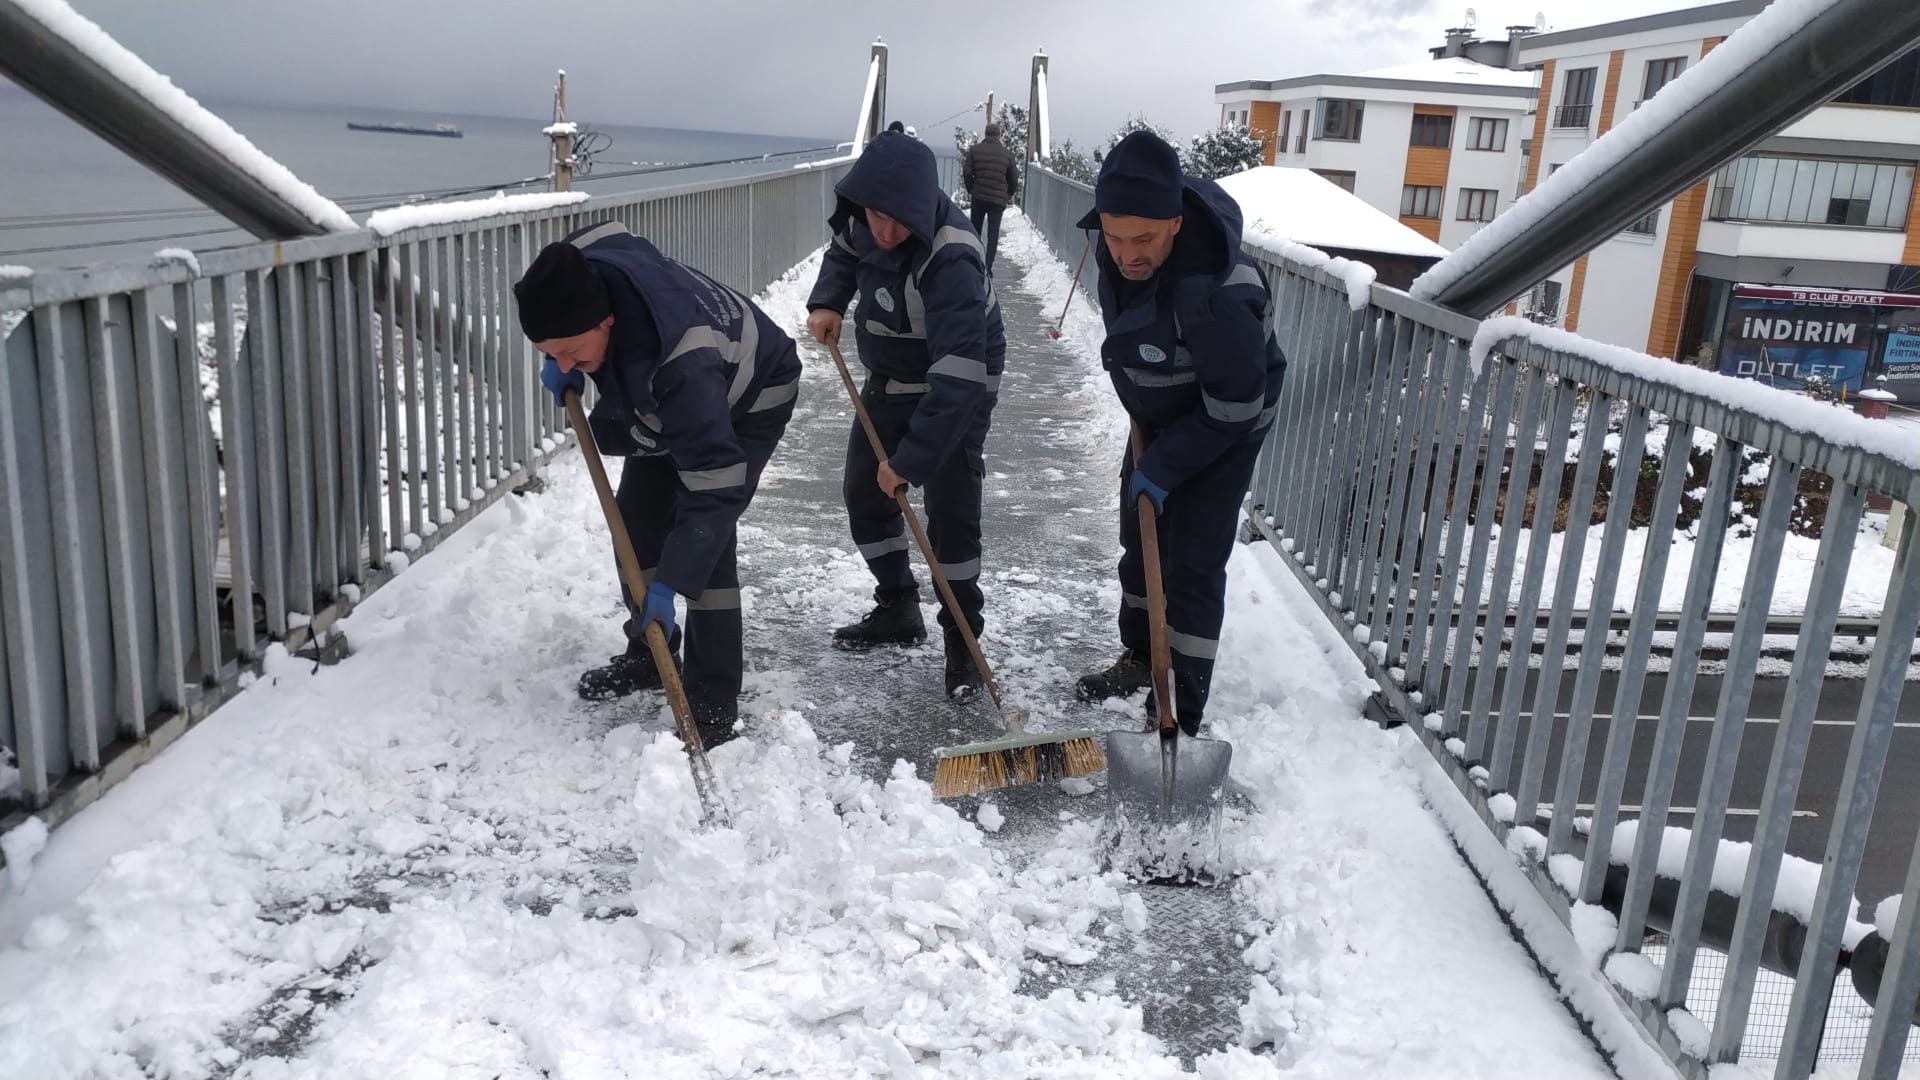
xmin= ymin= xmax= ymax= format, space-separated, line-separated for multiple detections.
xmin=2 ymin=215 xmax=1632 ymax=1079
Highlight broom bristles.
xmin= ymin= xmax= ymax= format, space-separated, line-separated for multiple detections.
xmin=931 ymin=735 xmax=1106 ymax=799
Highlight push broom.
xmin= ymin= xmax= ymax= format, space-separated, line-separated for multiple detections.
xmin=824 ymin=339 xmax=1105 ymax=798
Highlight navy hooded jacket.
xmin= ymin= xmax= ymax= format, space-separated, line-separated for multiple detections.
xmin=806 ymin=132 xmax=1006 ymax=484
xmin=566 ymin=221 xmax=802 ymax=597
xmin=1077 ymin=178 xmax=1287 ymax=493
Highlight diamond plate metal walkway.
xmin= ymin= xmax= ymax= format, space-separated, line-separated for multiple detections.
xmin=707 ymin=260 xmax=1259 ymax=1063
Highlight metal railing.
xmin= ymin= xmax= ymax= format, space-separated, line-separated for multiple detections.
xmin=1022 ymin=161 xmax=1920 ymax=1080
xmin=1553 ymin=103 xmax=1594 ymax=129
xmin=0 ymin=159 xmax=848 ymax=831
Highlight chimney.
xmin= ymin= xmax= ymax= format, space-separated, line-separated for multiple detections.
xmin=1440 ymin=27 xmax=1476 ymax=57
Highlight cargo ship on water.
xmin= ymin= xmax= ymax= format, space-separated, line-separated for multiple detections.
xmin=345 ymin=121 xmax=463 ymax=138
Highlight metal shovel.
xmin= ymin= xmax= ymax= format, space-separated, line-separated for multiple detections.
xmin=1103 ymin=426 xmax=1231 ymax=878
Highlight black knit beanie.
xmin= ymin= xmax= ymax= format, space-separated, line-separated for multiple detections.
xmin=514 ymin=241 xmax=611 ymax=342
xmin=1092 ymin=130 xmax=1184 ymax=220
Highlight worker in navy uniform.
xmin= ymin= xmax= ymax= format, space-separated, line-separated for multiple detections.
xmin=513 ymin=222 xmax=801 ymax=747
xmin=1071 ymin=131 xmax=1287 ymax=736
xmin=804 ymin=131 xmax=1006 ymax=701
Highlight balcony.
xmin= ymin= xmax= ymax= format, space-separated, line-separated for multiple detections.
xmin=1551 ymin=103 xmax=1592 ymax=129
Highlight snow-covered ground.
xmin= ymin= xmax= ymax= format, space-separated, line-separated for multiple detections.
xmin=1 ymin=213 xmax=1637 ymax=1079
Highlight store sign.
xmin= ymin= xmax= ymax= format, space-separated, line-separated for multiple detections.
xmin=1885 ymin=331 xmax=1920 ymax=382
xmin=1719 ymin=291 xmax=1872 ymax=393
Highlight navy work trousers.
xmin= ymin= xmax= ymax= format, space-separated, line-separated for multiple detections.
xmin=614 ymin=397 xmax=795 ymax=711
xmin=1117 ymin=433 xmax=1263 ymax=727
xmin=843 ymin=377 xmax=991 ymax=635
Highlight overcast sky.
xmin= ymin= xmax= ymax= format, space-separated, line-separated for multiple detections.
xmin=70 ymin=0 xmax=1705 ymax=148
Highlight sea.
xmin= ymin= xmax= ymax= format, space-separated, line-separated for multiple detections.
xmin=1 ymin=85 xmax=839 ymax=271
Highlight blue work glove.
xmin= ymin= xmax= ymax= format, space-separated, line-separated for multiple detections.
xmin=1128 ymin=469 xmax=1170 ymax=514
xmin=637 ymin=581 xmax=678 ymax=638
xmin=540 ymin=356 xmax=585 ymax=408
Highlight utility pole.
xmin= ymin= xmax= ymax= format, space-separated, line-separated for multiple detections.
xmin=548 ymin=70 xmax=574 ymax=192
xmin=984 ymin=91 xmax=994 ymax=134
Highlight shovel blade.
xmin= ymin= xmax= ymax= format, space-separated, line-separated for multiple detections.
xmin=1102 ymin=728 xmax=1233 ymax=883
xmin=1104 ymin=728 xmax=1232 ymax=826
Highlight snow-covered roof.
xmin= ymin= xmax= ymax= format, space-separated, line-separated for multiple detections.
xmin=1216 ymin=167 xmax=1450 ymax=261
xmin=1352 ymin=56 xmax=1538 ymax=89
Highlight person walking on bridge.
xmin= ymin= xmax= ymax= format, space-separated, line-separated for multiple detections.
xmin=1071 ymin=131 xmax=1287 ymax=736
xmin=962 ymin=122 xmax=1019 ymax=274
xmin=514 ymin=222 xmax=801 ymax=747
xmin=805 ymin=130 xmax=1006 ymax=701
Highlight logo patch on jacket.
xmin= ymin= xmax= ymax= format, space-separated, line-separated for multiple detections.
xmin=1138 ymin=344 xmax=1168 ymax=365
xmin=874 ymin=287 xmax=896 ymax=313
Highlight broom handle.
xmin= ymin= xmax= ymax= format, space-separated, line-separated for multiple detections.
xmin=1131 ymin=424 xmax=1176 ymax=735
xmin=1054 ymin=237 xmax=1092 ymax=330
xmin=825 ymin=338 xmax=1008 ymax=712
xmin=563 ymin=388 xmax=716 ymax=765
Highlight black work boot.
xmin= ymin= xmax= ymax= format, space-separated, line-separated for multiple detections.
xmin=832 ymin=596 xmax=926 ymax=650
xmin=1074 ymin=650 xmax=1151 ymax=703
xmin=1146 ymin=696 xmax=1205 ymax=738
xmin=577 ymin=630 xmax=681 ymax=701
xmin=944 ymin=628 xmax=985 ymax=702
xmin=691 ymin=699 xmax=740 ymax=749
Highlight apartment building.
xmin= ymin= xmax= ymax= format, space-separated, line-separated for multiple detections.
xmin=1217 ymin=3 xmax=1920 ymax=395
xmin=1214 ymin=41 xmax=1535 ymax=251
xmin=1514 ymin=1 xmax=1920 ymax=394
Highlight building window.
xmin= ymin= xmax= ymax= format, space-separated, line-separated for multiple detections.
xmin=1315 ymin=99 xmax=1365 ymax=141
xmin=1296 ymin=110 xmax=1310 ymax=154
xmin=1641 ymin=57 xmax=1687 ymax=106
xmin=1279 ymin=110 xmax=1292 ymax=153
xmin=1401 ymin=184 xmax=1444 ymax=218
xmin=1466 ymin=116 xmax=1508 ymax=152
xmin=1554 ymin=67 xmax=1597 ymax=129
xmin=1623 ymin=208 xmax=1660 ymax=235
xmin=1708 ymin=154 xmax=1916 ymax=228
xmin=1836 ymin=49 xmax=1920 ymax=108
xmin=1528 ymin=280 xmax=1563 ymax=322
xmin=1457 ymin=188 xmax=1499 ymax=222
xmin=1517 ymin=138 xmax=1531 ymax=197
xmin=1410 ymin=113 xmax=1453 ymax=148
xmin=1313 ymin=169 xmax=1357 ymax=193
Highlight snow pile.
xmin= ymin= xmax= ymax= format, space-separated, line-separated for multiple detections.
xmin=1874 ymin=895 xmax=1903 ymax=941
xmin=0 ymin=474 xmax=1173 ymax=1080
xmin=2 ymin=264 xmax=37 ymax=281
xmin=366 ymin=191 xmax=591 ymax=237
xmin=1608 ymin=821 xmax=1873 ymax=948
xmin=1217 ymin=167 xmax=1448 ymax=260
xmin=542 ymin=121 xmax=580 ymax=136
xmin=1413 ymin=0 xmax=1845 ymax=304
xmin=12 ymin=0 xmax=354 ymax=234
xmin=1471 ymin=316 xmax=1920 ymax=471
xmin=1213 ymin=545 xmax=1615 ymax=1078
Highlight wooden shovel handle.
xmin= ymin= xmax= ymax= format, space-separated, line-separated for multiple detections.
xmin=1131 ymin=423 xmax=1176 ymax=735
xmin=562 ymin=388 xmax=706 ymax=753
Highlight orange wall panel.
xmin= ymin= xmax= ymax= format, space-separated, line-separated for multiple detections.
xmin=1250 ymin=101 xmax=1282 ymax=165
xmin=1523 ymin=59 xmax=1555 ymax=194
